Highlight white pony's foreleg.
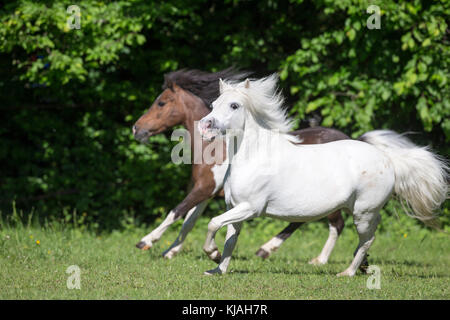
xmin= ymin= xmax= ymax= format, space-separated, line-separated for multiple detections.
xmin=203 ymin=202 xmax=257 ymax=274
xmin=205 ymin=222 xmax=243 ymax=275
xmin=337 ymin=211 xmax=381 ymax=277
xmin=162 ymin=201 xmax=208 ymax=259
xmin=309 ymin=224 xmax=339 ymax=265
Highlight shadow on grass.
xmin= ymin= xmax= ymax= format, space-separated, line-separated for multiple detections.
xmin=244 ymin=254 xmax=435 ymax=268
xmin=142 ymin=247 xmax=446 ymax=279
xmin=368 ymin=258 xmax=432 ymax=268
xmin=228 ymin=268 xmax=370 ymax=277
xmin=413 ymin=273 xmax=450 ymax=279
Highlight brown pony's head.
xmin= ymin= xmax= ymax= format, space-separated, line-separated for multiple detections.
xmin=133 ymin=68 xmax=251 ymax=142
xmin=133 ymin=82 xmax=186 ymax=142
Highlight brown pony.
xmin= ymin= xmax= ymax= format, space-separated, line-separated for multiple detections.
xmin=133 ymin=68 xmax=367 ymax=270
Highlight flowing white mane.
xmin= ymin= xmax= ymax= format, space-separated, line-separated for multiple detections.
xmin=223 ymin=74 xmax=294 ymax=133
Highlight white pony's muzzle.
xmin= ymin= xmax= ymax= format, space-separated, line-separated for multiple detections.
xmin=198 ymin=118 xmax=221 ymax=141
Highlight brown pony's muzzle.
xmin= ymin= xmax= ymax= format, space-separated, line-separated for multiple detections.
xmin=133 ymin=123 xmax=153 ymax=142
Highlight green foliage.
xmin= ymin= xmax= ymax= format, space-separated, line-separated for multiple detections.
xmin=0 ymin=1 xmax=448 ymax=229
xmin=281 ymin=0 xmax=450 ymax=145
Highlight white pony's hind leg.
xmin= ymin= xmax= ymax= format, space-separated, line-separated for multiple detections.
xmin=162 ymin=200 xmax=208 ymax=259
xmin=309 ymin=223 xmax=339 ymax=265
xmin=337 ymin=211 xmax=381 ymax=277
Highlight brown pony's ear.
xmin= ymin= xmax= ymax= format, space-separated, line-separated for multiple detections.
xmin=171 ymin=82 xmax=180 ymax=91
xmin=163 ymin=74 xmax=175 ymax=91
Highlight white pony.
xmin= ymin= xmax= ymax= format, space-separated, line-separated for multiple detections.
xmin=197 ymin=74 xmax=448 ymax=276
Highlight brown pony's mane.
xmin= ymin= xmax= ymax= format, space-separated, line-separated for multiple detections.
xmin=162 ymin=68 xmax=251 ymax=108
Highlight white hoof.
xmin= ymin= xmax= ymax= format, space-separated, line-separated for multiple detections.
xmin=336 ymin=269 xmax=355 ymax=277
xmin=208 ymin=250 xmax=222 ymax=264
xmin=309 ymin=257 xmax=326 ymax=266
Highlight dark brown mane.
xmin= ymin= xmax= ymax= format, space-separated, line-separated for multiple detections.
xmin=163 ymin=68 xmax=251 ymax=108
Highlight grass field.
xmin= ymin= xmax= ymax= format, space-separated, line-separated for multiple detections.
xmin=0 ymin=213 xmax=449 ymax=300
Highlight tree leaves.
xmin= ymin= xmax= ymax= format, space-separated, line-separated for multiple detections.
xmin=0 ymin=0 xmax=448 ymax=227
xmin=281 ymin=0 xmax=450 ymax=142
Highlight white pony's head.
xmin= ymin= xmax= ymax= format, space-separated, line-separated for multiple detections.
xmin=198 ymin=74 xmax=293 ymax=141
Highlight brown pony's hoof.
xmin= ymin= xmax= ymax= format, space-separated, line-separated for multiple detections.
xmin=255 ymin=248 xmax=270 ymax=259
xmin=136 ymin=241 xmax=151 ymax=250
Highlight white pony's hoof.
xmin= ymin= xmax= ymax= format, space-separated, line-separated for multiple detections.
xmin=336 ymin=270 xmax=355 ymax=277
xmin=208 ymin=250 xmax=222 ymax=264
xmin=204 ymin=268 xmax=223 ymax=276
xmin=308 ymin=257 xmax=326 ymax=266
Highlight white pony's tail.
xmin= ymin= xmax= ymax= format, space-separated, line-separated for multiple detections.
xmin=359 ymin=130 xmax=449 ymax=224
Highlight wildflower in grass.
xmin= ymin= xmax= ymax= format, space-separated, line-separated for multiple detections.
xmin=29 ymin=235 xmax=33 ymax=239
xmin=403 ymin=233 xmax=408 ymax=238
xmin=36 ymin=240 xmax=40 ymax=245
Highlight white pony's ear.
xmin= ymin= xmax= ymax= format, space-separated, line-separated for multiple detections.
xmin=219 ymin=78 xmax=226 ymax=94
xmin=244 ymin=78 xmax=250 ymax=89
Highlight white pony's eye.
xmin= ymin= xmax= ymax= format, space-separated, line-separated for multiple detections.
xmin=230 ymin=102 xmax=240 ymax=110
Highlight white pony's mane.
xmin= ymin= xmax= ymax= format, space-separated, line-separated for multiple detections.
xmin=223 ymin=74 xmax=295 ymax=134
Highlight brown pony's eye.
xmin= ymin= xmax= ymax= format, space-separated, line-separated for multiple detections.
xmin=158 ymin=101 xmax=166 ymax=107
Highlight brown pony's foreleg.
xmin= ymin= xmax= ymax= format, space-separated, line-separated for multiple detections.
xmin=136 ymin=184 xmax=212 ymax=251
xmin=255 ymin=211 xmax=345 ymax=264
xmin=162 ymin=200 xmax=209 ymax=259
xmin=255 ymin=222 xmax=303 ymax=259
